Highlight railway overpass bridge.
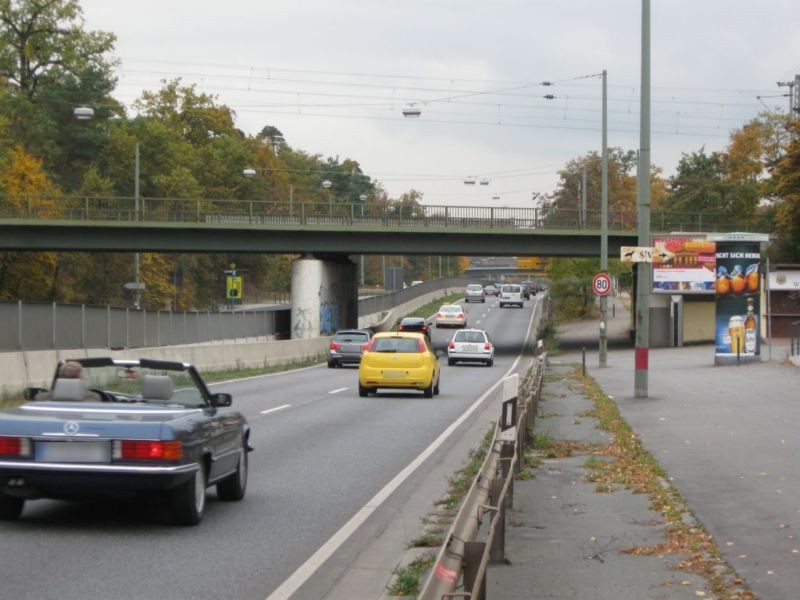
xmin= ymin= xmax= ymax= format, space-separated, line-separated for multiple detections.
xmin=0 ymin=195 xmax=774 ymax=339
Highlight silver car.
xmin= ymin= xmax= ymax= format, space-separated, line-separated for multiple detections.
xmin=327 ymin=329 xmax=372 ymax=367
xmin=447 ymin=329 xmax=494 ymax=366
xmin=465 ymin=284 xmax=485 ymax=303
xmin=435 ymin=304 xmax=467 ymax=328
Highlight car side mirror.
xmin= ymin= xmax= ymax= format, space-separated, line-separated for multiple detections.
xmin=210 ymin=393 xmax=232 ymax=407
xmin=24 ymin=387 xmax=46 ymax=400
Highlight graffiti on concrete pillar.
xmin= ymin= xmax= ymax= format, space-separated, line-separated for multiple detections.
xmin=293 ymin=307 xmax=313 ymax=338
xmin=319 ymin=303 xmax=339 ymax=335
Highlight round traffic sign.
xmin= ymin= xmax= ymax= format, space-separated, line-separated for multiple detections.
xmin=592 ymin=272 xmax=612 ymax=296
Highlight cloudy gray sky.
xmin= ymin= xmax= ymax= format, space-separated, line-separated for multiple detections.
xmin=80 ymin=0 xmax=800 ymax=208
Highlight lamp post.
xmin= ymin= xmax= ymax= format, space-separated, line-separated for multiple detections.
xmin=321 ymin=179 xmax=333 ymax=215
xmin=73 ymin=106 xmax=142 ymax=309
xmin=358 ymin=193 xmax=367 ymax=286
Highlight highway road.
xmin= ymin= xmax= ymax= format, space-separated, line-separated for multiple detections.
xmin=0 ymin=295 xmax=542 ymax=600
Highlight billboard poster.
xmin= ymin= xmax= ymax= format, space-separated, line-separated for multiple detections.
xmin=714 ymin=241 xmax=761 ymax=364
xmin=652 ymin=237 xmax=716 ymax=293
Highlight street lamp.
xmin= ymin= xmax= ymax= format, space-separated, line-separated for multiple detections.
xmin=74 ymin=106 xmax=143 ymax=309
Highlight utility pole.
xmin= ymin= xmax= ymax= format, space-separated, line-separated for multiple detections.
xmin=134 ymin=142 xmax=141 ymax=310
xmin=599 ymin=69 xmax=608 ymax=368
xmin=581 ymin=164 xmax=587 ymax=228
xmin=635 ymin=0 xmax=652 ymax=398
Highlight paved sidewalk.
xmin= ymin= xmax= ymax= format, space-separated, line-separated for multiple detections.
xmin=489 ymin=297 xmax=800 ymax=599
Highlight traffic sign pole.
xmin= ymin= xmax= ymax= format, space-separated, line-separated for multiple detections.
xmin=600 ymin=68 xmax=608 ymax=369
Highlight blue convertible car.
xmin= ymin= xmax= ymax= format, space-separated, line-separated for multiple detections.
xmin=0 ymin=357 xmax=250 ymax=525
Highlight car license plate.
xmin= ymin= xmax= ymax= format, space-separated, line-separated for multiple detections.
xmin=36 ymin=441 xmax=111 ymax=463
xmin=463 ymin=344 xmax=480 ymax=352
xmin=383 ymin=370 xmax=406 ymax=379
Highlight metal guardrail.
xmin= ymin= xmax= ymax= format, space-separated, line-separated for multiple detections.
xmin=791 ymin=320 xmax=800 ymax=357
xmin=0 ymin=195 xmax=775 ymax=234
xmin=419 ymin=353 xmax=547 ymax=599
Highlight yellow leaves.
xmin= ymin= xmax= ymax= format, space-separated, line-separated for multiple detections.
xmin=0 ymin=146 xmax=57 ymax=196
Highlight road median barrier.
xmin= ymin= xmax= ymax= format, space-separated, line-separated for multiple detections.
xmin=418 ymin=352 xmax=547 ymax=599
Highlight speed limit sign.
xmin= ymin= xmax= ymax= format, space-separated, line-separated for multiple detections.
xmin=592 ymin=272 xmax=612 ymax=296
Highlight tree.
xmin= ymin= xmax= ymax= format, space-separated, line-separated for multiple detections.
xmin=0 ymin=0 xmax=116 ymax=99
xmin=771 ymin=123 xmax=800 ymax=261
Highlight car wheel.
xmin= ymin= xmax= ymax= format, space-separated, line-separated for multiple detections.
xmin=434 ymin=378 xmax=440 ymax=395
xmin=170 ymin=461 xmax=207 ymax=526
xmin=487 ymin=358 xmax=494 ymax=367
xmin=0 ymin=493 xmax=24 ymax=520
xmin=216 ymin=444 xmax=248 ymax=501
xmin=423 ymin=381 xmax=434 ymax=398
xmin=358 ymin=383 xmax=369 ymax=397
xmin=327 ymin=360 xmax=336 ymax=368
xmin=448 ymin=358 xmax=455 ymax=366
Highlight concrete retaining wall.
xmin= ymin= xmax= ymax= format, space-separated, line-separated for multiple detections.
xmin=1 ymin=287 xmax=461 ymax=395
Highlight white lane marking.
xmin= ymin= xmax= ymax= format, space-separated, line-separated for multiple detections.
xmin=208 ymin=363 xmax=325 ymax=386
xmin=328 ymin=387 xmax=348 ymax=395
xmin=265 ymin=296 xmax=541 ymax=600
xmin=475 ymin=320 xmax=481 ymax=325
xmin=260 ymin=404 xmax=291 ymax=415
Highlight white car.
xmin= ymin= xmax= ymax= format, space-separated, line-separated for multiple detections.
xmin=465 ymin=284 xmax=485 ymax=303
xmin=499 ymin=284 xmax=524 ymax=308
xmin=435 ymin=304 xmax=467 ymax=328
xmin=448 ymin=329 xmax=494 ymax=366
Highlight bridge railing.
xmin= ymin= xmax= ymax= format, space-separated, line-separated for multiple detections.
xmin=0 ymin=195 xmax=775 ymax=233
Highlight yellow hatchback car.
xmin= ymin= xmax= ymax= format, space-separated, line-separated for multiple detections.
xmin=358 ymin=332 xmax=441 ymax=398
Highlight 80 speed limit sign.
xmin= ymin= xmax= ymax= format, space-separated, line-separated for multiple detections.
xmin=592 ymin=272 xmax=612 ymax=296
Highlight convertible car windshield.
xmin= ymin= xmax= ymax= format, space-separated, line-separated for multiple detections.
xmin=79 ymin=363 xmax=206 ymax=407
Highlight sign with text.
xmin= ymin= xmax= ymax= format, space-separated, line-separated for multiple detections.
xmin=620 ymin=246 xmax=675 ymax=263
xmin=592 ymin=273 xmax=612 ymax=296
xmin=226 ymin=275 xmax=243 ymax=300
xmin=714 ymin=241 xmax=761 ymax=363
xmin=652 ymin=237 xmax=716 ymax=294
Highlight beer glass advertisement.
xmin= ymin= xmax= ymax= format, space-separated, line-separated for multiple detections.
xmin=652 ymin=237 xmax=716 ymax=293
xmin=714 ymin=242 xmax=760 ymax=363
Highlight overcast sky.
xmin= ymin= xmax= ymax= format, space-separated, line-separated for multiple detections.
xmin=79 ymin=0 xmax=800 ymax=208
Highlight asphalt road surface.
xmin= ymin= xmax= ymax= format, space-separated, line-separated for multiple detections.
xmin=0 ymin=296 xmax=540 ymax=600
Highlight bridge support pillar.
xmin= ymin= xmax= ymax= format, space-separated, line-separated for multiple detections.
xmin=290 ymin=255 xmax=358 ymax=339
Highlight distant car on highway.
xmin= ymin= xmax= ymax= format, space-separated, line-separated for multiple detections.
xmin=519 ymin=281 xmax=532 ymax=299
xmin=435 ymin=304 xmax=467 ymax=328
xmin=398 ymin=316 xmax=431 ymax=340
xmin=499 ymin=284 xmax=524 ymax=308
xmin=358 ymin=332 xmax=441 ymax=398
xmin=483 ymin=284 xmax=499 ymax=296
xmin=327 ymin=329 xmax=372 ymax=368
xmin=465 ymin=284 xmax=486 ymax=303
xmin=448 ymin=329 xmax=494 ymax=366
xmin=0 ymin=357 xmax=250 ymax=526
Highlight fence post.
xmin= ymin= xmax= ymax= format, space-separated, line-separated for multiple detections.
xmin=81 ymin=304 xmax=86 ymax=349
xmin=489 ymin=479 xmax=507 ymax=564
xmin=52 ymin=302 xmax=57 ymax=349
xmin=463 ymin=541 xmax=487 ymax=598
xmin=143 ymin=309 xmax=147 ymax=347
xmin=125 ymin=307 xmax=130 ymax=348
xmin=17 ymin=300 xmax=22 ymax=350
xmin=196 ymin=198 xmax=201 ymax=222
xmin=107 ymin=305 xmax=111 ymax=348
xmin=157 ymin=310 xmax=161 ymax=346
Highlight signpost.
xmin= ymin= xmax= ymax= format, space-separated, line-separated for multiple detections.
xmin=620 ymin=246 xmax=674 ymax=264
xmin=592 ymin=273 xmax=612 ymax=297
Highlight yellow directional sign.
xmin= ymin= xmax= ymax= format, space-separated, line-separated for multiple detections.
xmin=620 ymin=246 xmax=674 ymax=264
xmin=517 ymin=257 xmax=540 ymax=270
xmin=226 ymin=275 xmax=243 ymax=299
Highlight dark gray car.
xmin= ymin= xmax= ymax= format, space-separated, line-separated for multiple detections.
xmin=327 ymin=329 xmax=372 ymax=368
xmin=0 ymin=357 xmax=250 ymax=526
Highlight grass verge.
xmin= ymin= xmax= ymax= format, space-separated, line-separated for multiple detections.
xmin=387 ymin=551 xmax=437 ymax=596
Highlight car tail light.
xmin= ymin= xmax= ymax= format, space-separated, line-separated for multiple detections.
xmin=329 ymin=342 xmax=341 ymax=351
xmin=449 ymin=341 xmax=456 ymax=350
xmin=484 ymin=342 xmax=492 ymax=350
xmin=0 ymin=436 xmax=31 ymax=457
xmin=436 ymin=313 xmax=443 ymax=318
xmin=418 ymin=339 xmax=426 ymax=352
xmin=457 ymin=314 xmax=464 ymax=319
xmin=364 ymin=339 xmax=376 ymax=352
xmin=422 ymin=324 xmax=428 ymax=332
xmin=114 ymin=440 xmax=183 ymax=461
xmin=360 ymin=343 xmax=368 ymax=350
